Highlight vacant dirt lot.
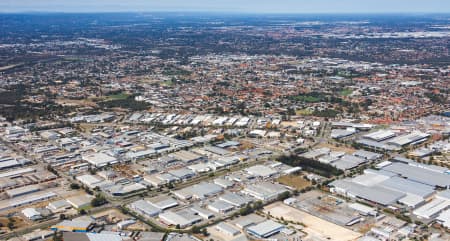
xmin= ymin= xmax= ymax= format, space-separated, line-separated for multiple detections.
xmin=277 ymin=174 xmax=311 ymax=190
xmin=316 ymin=142 xmax=356 ymax=154
xmin=264 ymin=202 xmax=361 ymax=241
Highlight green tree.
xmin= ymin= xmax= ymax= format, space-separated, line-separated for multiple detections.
xmin=91 ymin=194 xmax=108 ymax=207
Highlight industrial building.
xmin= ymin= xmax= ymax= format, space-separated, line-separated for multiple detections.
xmin=130 ymin=200 xmax=162 ymax=217
xmin=356 ymin=139 xmax=400 ymax=152
xmin=381 ymin=161 xmax=450 ymax=188
xmin=66 ymin=194 xmax=94 ymax=209
xmin=331 ymin=128 xmax=357 ymax=139
xmin=207 ymin=200 xmax=235 ymax=214
xmin=108 ymin=183 xmax=146 ymax=196
xmin=76 ymin=174 xmax=104 ymax=189
xmin=436 ymin=209 xmax=450 ymax=229
xmin=232 ymin=214 xmax=266 ymax=229
xmin=6 ymin=184 xmax=41 ymax=198
xmin=245 ymin=165 xmax=278 ymax=178
xmin=168 ymin=168 xmax=196 ymax=180
xmin=348 ymin=203 xmax=378 ymax=216
xmin=63 ymin=232 xmax=125 ymax=241
xmin=117 ymin=219 xmax=136 ymax=230
xmin=331 ymin=122 xmax=373 ymax=131
xmin=126 ymin=149 xmax=156 ymax=160
xmin=413 ymin=190 xmax=450 ymax=220
xmin=172 ymin=182 xmax=223 ymax=200
xmin=242 ymin=182 xmax=288 ymax=201
xmin=247 ymin=220 xmax=284 ymax=238
xmin=47 ymin=199 xmax=72 ymax=213
xmin=363 ymin=130 xmax=396 ymax=142
xmin=148 ymin=196 xmax=179 ymax=210
xmin=187 ymin=162 xmax=213 ymax=173
xmin=329 ymin=167 xmax=438 ymax=207
xmin=82 ymin=152 xmax=118 ymax=167
xmin=190 ymin=205 xmax=215 ymax=220
xmin=215 ymin=222 xmax=241 ymax=236
xmin=158 ymin=209 xmax=202 ymax=228
xmin=51 ymin=219 xmax=93 ymax=232
xmin=219 ymin=192 xmax=253 ymax=208
xmin=0 ymin=191 xmax=57 ymax=212
xmin=203 ymin=146 xmax=230 ymax=156
xmin=332 ymin=154 xmax=367 ymax=170
xmin=21 ymin=229 xmax=53 ymax=241
xmin=353 ymin=150 xmax=382 ymax=161
xmin=214 ymin=156 xmax=240 ymax=168
xmin=387 ymin=131 xmax=430 ymax=147
xmin=169 ymin=150 xmax=203 ymax=164
xmin=144 ymin=173 xmax=179 ymax=187
xmin=22 ymin=208 xmax=42 ymax=221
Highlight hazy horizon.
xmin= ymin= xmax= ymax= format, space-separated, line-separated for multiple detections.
xmin=1 ymin=0 xmax=450 ymax=14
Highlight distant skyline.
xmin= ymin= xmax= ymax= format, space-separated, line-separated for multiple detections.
xmin=1 ymin=0 xmax=450 ymax=14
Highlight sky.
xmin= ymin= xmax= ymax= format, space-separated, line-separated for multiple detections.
xmin=0 ymin=0 xmax=449 ymax=14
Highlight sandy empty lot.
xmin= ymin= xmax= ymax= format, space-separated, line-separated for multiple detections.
xmin=264 ymin=202 xmax=361 ymax=241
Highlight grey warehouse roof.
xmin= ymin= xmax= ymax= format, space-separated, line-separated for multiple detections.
xmin=247 ymin=220 xmax=284 ymax=238
xmin=379 ymin=176 xmax=435 ymax=198
xmin=331 ymin=179 xmax=405 ymax=206
xmin=382 ymin=162 xmax=450 ymax=188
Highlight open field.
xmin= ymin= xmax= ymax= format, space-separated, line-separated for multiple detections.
xmin=264 ymin=202 xmax=361 ymax=241
xmin=105 ymin=92 xmax=130 ymax=100
xmin=296 ymin=109 xmax=314 ymax=116
xmin=277 ymin=174 xmax=311 ymax=190
xmin=340 ymin=89 xmax=353 ymax=96
xmin=316 ymin=142 xmax=356 ymax=154
xmin=0 ymin=216 xmax=29 ymax=231
xmin=55 ymin=98 xmax=98 ymax=107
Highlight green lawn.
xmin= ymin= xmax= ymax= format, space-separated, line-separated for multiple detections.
xmin=106 ymin=92 xmax=130 ymax=100
xmin=293 ymin=95 xmax=321 ymax=103
xmin=296 ymin=109 xmax=313 ymax=116
xmin=161 ymin=80 xmax=174 ymax=86
xmin=340 ymin=89 xmax=353 ymax=96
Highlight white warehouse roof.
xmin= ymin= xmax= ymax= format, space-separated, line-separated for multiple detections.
xmin=82 ymin=153 xmax=118 ymax=167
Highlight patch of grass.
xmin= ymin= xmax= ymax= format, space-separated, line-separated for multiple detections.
xmin=106 ymin=92 xmax=130 ymax=100
xmin=296 ymin=109 xmax=313 ymax=116
xmin=313 ymin=109 xmax=339 ymax=118
xmin=162 ymin=68 xmax=191 ymax=76
xmin=340 ymin=89 xmax=353 ymax=96
xmin=161 ymin=80 xmax=174 ymax=86
xmin=290 ymin=92 xmax=326 ymax=103
xmin=293 ymin=95 xmax=321 ymax=103
xmin=277 ymin=174 xmax=312 ymax=190
xmin=99 ymin=97 xmax=150 ymax=111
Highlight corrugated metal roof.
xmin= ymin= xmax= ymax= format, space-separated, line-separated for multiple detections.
xmin=131 ymin=200 xmax=161 ymax=217
xmin=86 ymin=233 xmax=124 ymax=241
xmin=382 ymin=162 xmax=450 ymax=187
xmin=220 ymin=192 xmax=252 ymax=207
xmin=413 ymin=197 xmax=450 ymax=219
xmin=379 ymin=176 xmax=435 ymax=198
xmin=331 ymin=180 xmax=405 ymax=206
xmin=216 ymin=222 xmax=240 ymax=236
xmin=247 ymin=220 xmax=284 ymax=238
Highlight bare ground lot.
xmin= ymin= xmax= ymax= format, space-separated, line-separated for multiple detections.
xmin=316 ymin=142 xmax=356 ymax=154
xmin=277 ymin=174 xmax=312 ymax=190
xmin=55 ymin=98 xmax=98 ymax=107
xmin=264 ymin=202 xmax=361 ymax=241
